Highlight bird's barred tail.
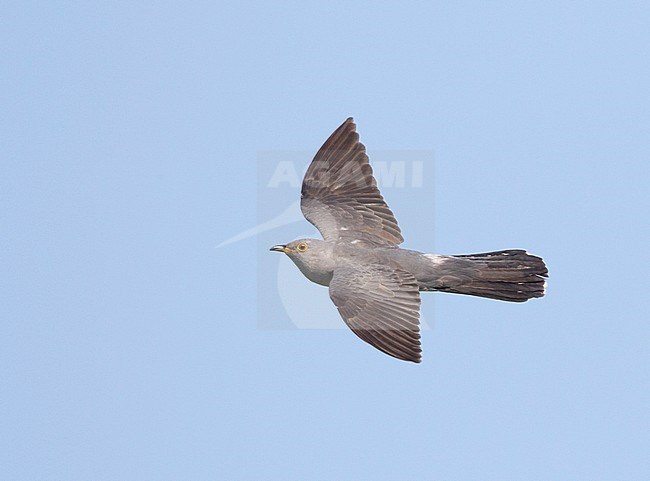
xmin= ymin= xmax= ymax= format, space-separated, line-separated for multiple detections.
xmin=445 ymin=250 xmax=548 ymax=302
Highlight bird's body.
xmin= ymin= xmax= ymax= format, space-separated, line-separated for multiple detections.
xmin=283 ymin=240 xmax=451 ymax=288
xmin=280 ymin=239 xmax=545 ymax=298
xmin=271 ymin=118 xmax=548 ymax=362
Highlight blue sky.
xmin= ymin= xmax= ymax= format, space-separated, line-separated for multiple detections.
xmin=2 ymin=2 xmax=649 ymax=480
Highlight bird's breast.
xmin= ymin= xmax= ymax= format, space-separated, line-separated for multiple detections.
xmin=295 ymin=262 xmax=333 ymax=286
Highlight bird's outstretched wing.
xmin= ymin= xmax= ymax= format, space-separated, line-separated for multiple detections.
xmin=329 ymin=264 xmax=421 ymax=363
xmin=301 ymin=118 xmax=404 ymax=246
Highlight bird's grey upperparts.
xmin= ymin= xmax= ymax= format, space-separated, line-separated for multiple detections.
xmin=271 ymin=117 xmax=548 ymax=363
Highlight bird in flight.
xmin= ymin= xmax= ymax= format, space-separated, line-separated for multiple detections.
xmin=271 ymin=118 xmax=548 ymax=363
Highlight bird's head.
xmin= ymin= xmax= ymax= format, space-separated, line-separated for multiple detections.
xmin=269 ymin=238 xmax=334 ymax=285
xmin=269 ymin=238 xmax=321 ymax=258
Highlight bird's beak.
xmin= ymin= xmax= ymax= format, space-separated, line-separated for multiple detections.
xmin=270 ymin=244 xmax=288 ymax=253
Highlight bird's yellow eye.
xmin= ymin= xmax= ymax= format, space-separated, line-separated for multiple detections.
xmin=297 ymin=243 xmax=308 ymax=252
